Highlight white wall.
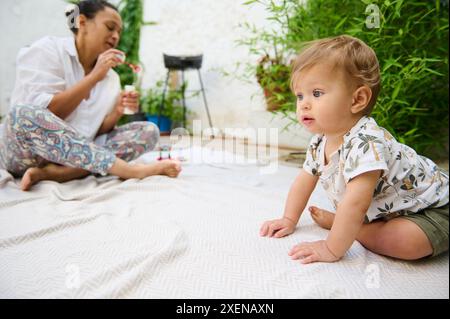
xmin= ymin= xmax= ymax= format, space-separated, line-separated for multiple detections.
xmin=140 ymin=0 xmax=269 ymax=127
xmin=0 ymin=0 xmax=311 ymax=148
xmin=0 ymin=0 xmax=72 ymax=117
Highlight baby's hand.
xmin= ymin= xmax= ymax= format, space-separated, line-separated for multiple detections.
xmin=288 ymin=240 xmax=340 ymax=264
xmin=260 ymin=217 xmax=296 ymax=238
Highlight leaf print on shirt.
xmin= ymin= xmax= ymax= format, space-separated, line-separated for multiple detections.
xmin=357 ymin=133 xmax=384 ymax=162
xmin=400 ymin=174 xmax=418 ymax=191
xmin=430 ymin=165 xmax=443 ymax=184
xmin=374 ymin=176 xmax=400 ymax=200
xmin=417 ymin=162 xmax=426 ymax=182
xmin=376 ymin=202 xmax=395 ymax=219
xmin=311 ymin=162 xmax=322 ymax=177
xmin=391 ymin=176 xmax=399 ymax=185
xmin=332 ymin=199 xmax=339 ymax=209
xmin=310 ymin=138 xmax=322 ymax=162
xmin=345 ymin=155 xmax=359 ymax=174
xmin=403 ymin=194 xmax=433 ymax=207
xmin=373 ymin=179 xmax=390 ymax=198
xmin=402 ymin=193 xmax=422 ymax=206
xmin=431 ymin=167 xmax=445 ymax=196
xmin=383 ymin=129 xmax=394 ymax=141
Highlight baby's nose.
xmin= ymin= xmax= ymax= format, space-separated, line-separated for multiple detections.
xmin=299 ymin=101 xmax=311 ymax=110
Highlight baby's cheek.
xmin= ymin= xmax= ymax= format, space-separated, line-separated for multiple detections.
xmin=295 ymin=105 xmax=302 ymax=121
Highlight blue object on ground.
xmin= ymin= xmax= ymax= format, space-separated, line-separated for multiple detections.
xmin=147 ymin=115 xmax=172 ymax=133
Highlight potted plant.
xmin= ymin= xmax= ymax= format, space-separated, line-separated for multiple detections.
xmin=140 ymin=81 xmax=186 ymax=133
xmin=242 ymin=0 xmax=449 ymax=158
xmin=235 ymin=1 xmax=295 ymax=113
xmin=256 ymin=54 xmax=292 ymax=112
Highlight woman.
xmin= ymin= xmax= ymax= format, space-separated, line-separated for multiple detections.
xmin=0 ymin=0 xmax=181 ymax=191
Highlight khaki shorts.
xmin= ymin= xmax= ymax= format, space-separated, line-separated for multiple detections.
xmin=400 ymin=204 xmax=449 ymax=257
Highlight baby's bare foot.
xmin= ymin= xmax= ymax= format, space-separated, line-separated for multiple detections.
xmin=309 ymin=206 xmax=335 ymax=230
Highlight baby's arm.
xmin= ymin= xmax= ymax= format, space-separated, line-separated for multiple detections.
xmin=260 ymin=169 xmax=318 ymax=237
xmin=289 ymin=170 xmax=381 ymax=264
xmin=326 ymin=170 xmax=381 ymax=258
xmin=283 ymin=169 xmax=319 ymax=224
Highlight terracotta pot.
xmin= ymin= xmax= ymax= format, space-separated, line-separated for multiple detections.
xmin=263 ymin=88 xmax=283 ymax=111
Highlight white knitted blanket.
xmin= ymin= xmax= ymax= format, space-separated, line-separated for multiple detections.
xmin=0 ymin=147 xmax=448 ymax=298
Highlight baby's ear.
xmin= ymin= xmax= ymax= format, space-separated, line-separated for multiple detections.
xmin=351 ymin=86 xmax=372 ymax=114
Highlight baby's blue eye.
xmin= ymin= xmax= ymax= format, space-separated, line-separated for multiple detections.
xmin=313 ymin=90 xmax=323 ymax=97
xmin=297 ymin=94 xmax=303 ymax=101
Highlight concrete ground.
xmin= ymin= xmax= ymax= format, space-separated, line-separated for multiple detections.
xmin=160 ymin=135 xmax=449 ymax=171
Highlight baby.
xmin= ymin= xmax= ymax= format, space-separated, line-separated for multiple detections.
xmin=260 ymin=35 xmax=449 ymax=264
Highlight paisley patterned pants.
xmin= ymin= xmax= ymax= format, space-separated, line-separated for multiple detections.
xmin=0 ymin=105 xmax=159 ymax=177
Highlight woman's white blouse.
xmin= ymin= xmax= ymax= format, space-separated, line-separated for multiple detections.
xmin=9 ymin=36 xmax=121 ymax=141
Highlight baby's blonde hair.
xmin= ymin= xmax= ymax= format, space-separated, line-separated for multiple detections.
xmin=291 ymin=35 xmax=381 ymax=115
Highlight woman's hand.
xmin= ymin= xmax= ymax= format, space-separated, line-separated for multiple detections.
xmin=90 ymin=49 xmax=124 ymax=82
xmin=260 ymin=217 xmax=296 ymax=238
xmin=113 ymin=90 xmax=140 ymax=117
xmin=97 ymin=90 xmax=140 ymax=135
xmin=288 ymin=240 xmax=341 ymax=264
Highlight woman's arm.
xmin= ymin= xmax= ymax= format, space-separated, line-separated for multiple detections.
xmin=96 ymin=105 xmax=122 ymax=136
xmin=48 ymin=73 xmax=98 ymax=119
xmin=96 ymin=90 xmax=140 ymax=136
xmin=48 ymin=48 xmax=124 ymax=120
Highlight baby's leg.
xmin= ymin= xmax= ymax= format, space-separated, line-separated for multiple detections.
xmin=310 ymin=206 xmax=433 ymax=260
xmin=356 ymin=218 xmax=433 ymax=260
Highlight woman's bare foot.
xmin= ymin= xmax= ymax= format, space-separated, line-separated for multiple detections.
xmin=20 ymin=164 xmax=89 ymax=191
xmin=134 ymin=160 xmax=182 ymax=179
xmin=153 ymin=160 xmax=182 ymax=178
xmin=20 ymin=159 xmax=181 ymax=191
xmin=309 ymin=206 xmax=335 ymax=230
xmin=21 ymin=167 xmax=45 ymax=191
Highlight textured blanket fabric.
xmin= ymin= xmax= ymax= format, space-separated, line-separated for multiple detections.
xmin=0 ymin=148 xmax=448 ymax=298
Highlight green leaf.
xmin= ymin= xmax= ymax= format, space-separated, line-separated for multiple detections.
xmin=395 ymin=0 xmax=404 ymax=16
xmin=334 ymin=17 xmax=348 ymax=32
xmin=142 ymin=21 xmax=157 ymax=26
xmin=424 ymin=68 xmax=444 ymax=76
xmin=243 ymin=0 xmax=260 ymax=5
xmin=382 ymin=57 xmax=403 ymax=72
xmin=233 ymin=0 xmax=449 ymax=158
xmin=391 ymin=82 xmax=402 ymax=100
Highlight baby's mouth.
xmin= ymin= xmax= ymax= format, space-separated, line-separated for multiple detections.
xmin=301 ymin=116 xmax=315 ymax=125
